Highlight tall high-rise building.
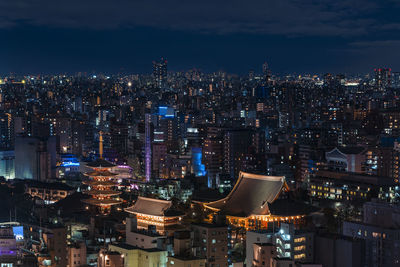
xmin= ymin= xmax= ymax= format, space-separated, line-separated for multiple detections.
xmin=153 ymin=58 xmax=168 ymax=88
xmin=145 ymin=113 xmax=152 ymax=182
xmin=14 ymin=136 xmax=56 ymax=181
xmin=262 ymin=61 xmax=271 ymax=82
xmin=0 ymin=112 xmax=14 ymax=150
xmin=343 ymin=200 xmax=400 ymax=266
xmin=374 ymin=68 xmax=391 ymax=90
xmin=191 ymin=223 xmax=228 ymax=267
xmin=391 ymin=71 xmax=400 ymax=88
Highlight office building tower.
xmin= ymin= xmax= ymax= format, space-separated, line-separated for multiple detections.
xmin=374 ymin=68 xmax=391 ymax=90
xmin=0 ymin=112 xmax=13 ymax=150
xmin=223 ymin=129 xmax=265 ymax=179
xmin=0 ymin=150 xmax=15 ymax=179
xmin=153 ymin=58 xmax=168 ymax=88
xmin=14 ymin=136 xmax=56 ymax=181
xmin=391 ymin=72 xmax=400 ymax=88
xmin=274 ymin=223 xmax=314 ymax=262
xmin=343 ymin=199 xmax=400 ymax=266
xmin=262 ymin=61 xmax=271 ymax=82
xmin=191 ymin=223 xmax=228 ymax=267
xmin=145 ymin=113 xmax=152 ymax=182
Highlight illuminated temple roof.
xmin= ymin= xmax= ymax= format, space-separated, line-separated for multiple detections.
xmin=125 ymin=196 xmax=184 ymax=217
xmin=85 ymin=170 xmax=118 ymax=177
xmin=82 ymin=198 xmax=122 ymax=206
xmin=86 ymin=159 xmax=116 ymax=168
xmin=83 ymin=180 xmax=117 ymax=187
xmin=86 ymin=190 xmax=121 ymax=196
xmin=204 ymin=172 xmax=288 ymax=217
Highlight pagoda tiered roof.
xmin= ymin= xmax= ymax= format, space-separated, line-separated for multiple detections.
xmin=85 ymin=170 xmax=118 ymax=177
xmin=82 ymin=198 xmax=122 ymax=206
xmin=86 ymin=190 xmax=121 ymax=197
xmin=82 ymin=157 xmax=121 ymax=209
xmin=86 ymin=158 xmax=116 ymax=168
xmin=82 ymin=180 xmax=117 ymax=187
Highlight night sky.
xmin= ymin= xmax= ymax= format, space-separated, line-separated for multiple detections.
xmin=1 ymin=0 xmax=400 ymax=75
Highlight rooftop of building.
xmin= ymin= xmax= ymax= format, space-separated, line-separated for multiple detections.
xmin=129 ymin=228 xmax=163 ymax=237
xmin=25 ymin=180 xmax=74 ymax=191
xmin=169 ymin=254 xmax=206 ymax=261
xmin=268 ymin=198 xmax=320 ymax=216
xmin=191 ymin=222 xmax=227 ymax=229
xmin=325 ymin=146 xmax=366 ymax=158
xmin=109 ymin=243 xmax=164 ymax=253
xmin=314 ymin=170 xmax=396 ymax=186
xmin=336 ymin=146 xmax=366 ymax=155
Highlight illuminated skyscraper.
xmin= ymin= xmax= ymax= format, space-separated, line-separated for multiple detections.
xmin=262 ymin=61 xmax=271 ymax=82
xmin=153 ymin=58 xmax=168 ymax=88
xmin=375 ymin=68 xmax=391 ymax=90
xmin=145 ymin=113 xmax=152 ymax=182
xmin=0 ymin=112 xmax=13 ymax=150
xmin=392 ymin=71 xmax=400 ymax=89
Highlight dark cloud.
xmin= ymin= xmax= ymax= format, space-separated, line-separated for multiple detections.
xmin=0 ymin=0 xmax=398 ymax=37
xmin=1 ymin=0 xmax=400 ymax=74
xmin=350 ymin=40 xmax=400 ymax=47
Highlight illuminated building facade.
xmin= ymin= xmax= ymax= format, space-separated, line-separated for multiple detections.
xmin=191 ymin=223 xmax=228 ymax=267
xmin=153 ymin=58 xmax=168 ymax=89
xmin=309 ymin=170 xmax=398 ymax=202
xmin=0 ymin=112 xmax=13 ymax=150
xmin=325 ymin=147 xmax=365 ymax=173
xmin=14 ymin=136 xmax=56 ymax=181
xmin=374 ymin=68 xmax=391 ymax=90
xmin=108 ymin=243 xmax=168 ymax=267
xmin=145 ymin=113 xmax=152 ymax=182
xmin=342 ymin=200 xmax=400 ymax=266
xmin=0 ymin=227 xmax=19 ymax=266
xmin=25 ymin=181 xmax=75 ymax=204
xmin=252 ymin=243 xmax=275 ymax=267
xmin=125 ymin=197 xmax=184 ymax=236
xmin=56 ymin=154 xmax=80 ymax=178
xmin=274 ymin=223 xmax=314 ymax=262
xmin=191 ymin=147 xmax=206 ymax=177
xmin=0 ymin=150 xmax=15 ymax=180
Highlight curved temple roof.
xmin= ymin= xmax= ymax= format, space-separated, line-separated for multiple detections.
xmin=204 ymin=172 xmax=288 ymax=217
xmin=125 ymin=196 xmax=183 ymax=217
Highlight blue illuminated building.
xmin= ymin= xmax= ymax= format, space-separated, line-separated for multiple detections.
xmin=192 ymin=147 xmax=206 ymax=177
xmin=60 ymin=154 xmax=80 ymax=167
xmin=57 ymin=154 xmax=80 ymax=178
xmin=158 ymin=106 xmax=175 ymax=118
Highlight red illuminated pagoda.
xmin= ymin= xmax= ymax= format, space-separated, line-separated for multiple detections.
xmin=82 ymin=132 xmax=122 ymax=214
